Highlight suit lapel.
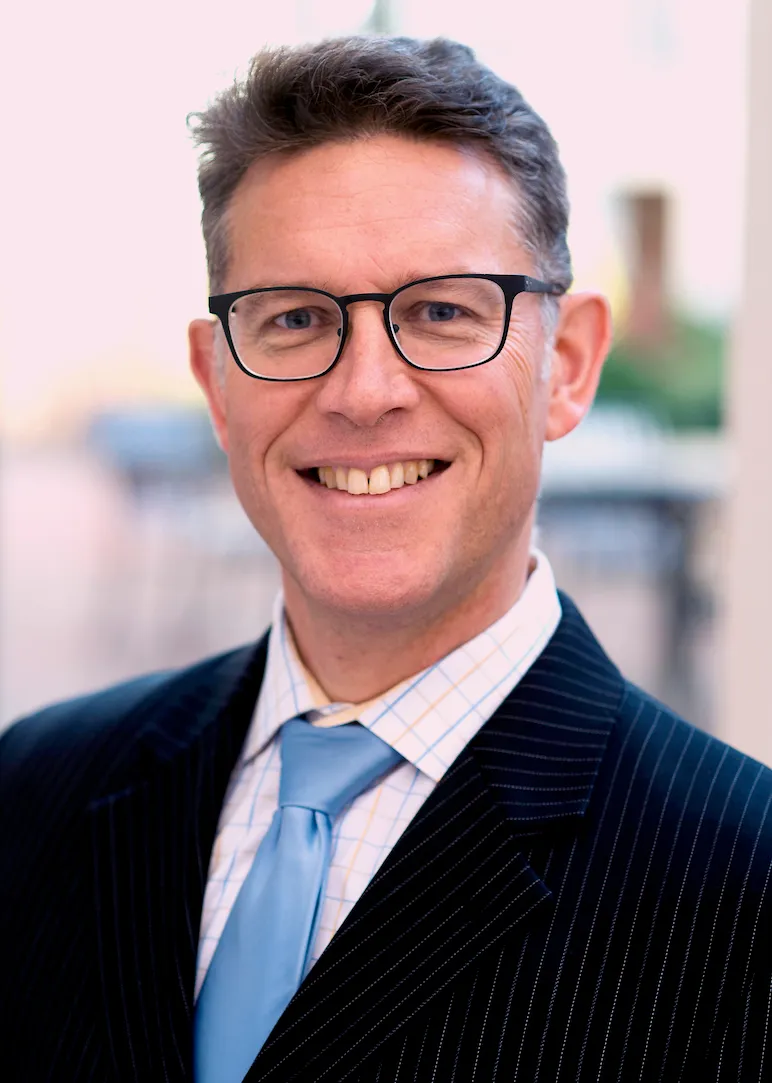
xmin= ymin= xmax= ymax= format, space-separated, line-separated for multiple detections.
xmin=89 ymin=637 xmax=268 ymax=1083
xmin=250 ymin=595 xmax=625 ymax=1082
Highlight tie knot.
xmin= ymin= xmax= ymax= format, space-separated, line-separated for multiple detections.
xmin=278 ymin=718 xmax=402 ymax=819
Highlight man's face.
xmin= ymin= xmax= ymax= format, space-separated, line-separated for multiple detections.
xmin=191 ymin=135 xmax=603 ymax=625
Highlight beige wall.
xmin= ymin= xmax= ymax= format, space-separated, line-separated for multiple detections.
xmin=722 ymin=0 xmax=772 ymax=763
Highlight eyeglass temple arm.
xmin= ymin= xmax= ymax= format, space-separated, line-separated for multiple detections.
xmin=523 ymin=276 xmax=567 ymax=296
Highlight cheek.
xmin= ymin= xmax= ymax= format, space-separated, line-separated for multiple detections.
xmin=458 ymin=344 xmax=547 ymax=539
xmin=468 ymin=342 xmax=544 ymax=461
xmin=223 ymin=421 xmax=267 ymax=527
xmin=223 ymin=376 xmax=300 ymax=461
xmin=501 ymin=325 xmax=544 ymax=412
xmin=221 ymin=392 xmax=284 ymax=499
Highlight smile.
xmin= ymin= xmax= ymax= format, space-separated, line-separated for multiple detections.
xmin=303 ymin=459 xmax=448 ymax=495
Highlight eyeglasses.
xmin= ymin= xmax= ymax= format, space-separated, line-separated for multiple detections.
xmin=208 ymin=273 xmax=565 ymax=382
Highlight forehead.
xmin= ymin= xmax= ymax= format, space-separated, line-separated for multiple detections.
xmin=223 ymin=134 xmax=530 ymax=291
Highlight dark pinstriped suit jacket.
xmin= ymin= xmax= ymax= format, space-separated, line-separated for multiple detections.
xmin=2 ymin=594 xmax=771 ymax=1082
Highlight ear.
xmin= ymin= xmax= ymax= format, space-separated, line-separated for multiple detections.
xmin=189 ymin=318 xmax=229 ymax=454
xmin=544 ymin=292 xmax=612 ymax=442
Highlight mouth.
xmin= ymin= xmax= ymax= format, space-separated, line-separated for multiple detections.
xmin=297 ymin=459 xmax=451 ymax=496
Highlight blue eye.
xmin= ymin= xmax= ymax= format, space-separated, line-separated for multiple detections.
xmin=426 ymin=302 xmax=459 ymax=322
xmin=278 ymin=309 xmax=314 ymax=329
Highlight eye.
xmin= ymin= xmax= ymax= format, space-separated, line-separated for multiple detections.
xmin=275 ymin=308 xmax=317 ymax=330
xmin=424 ymin=301 xmax=462 ymax=322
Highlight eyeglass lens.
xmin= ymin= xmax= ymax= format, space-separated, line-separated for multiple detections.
xmin=227 ymin=277 xmax=508 ymax=379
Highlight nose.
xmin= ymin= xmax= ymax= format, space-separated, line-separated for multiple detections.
xmin=314 ymin=301 xmax=421 ymax=428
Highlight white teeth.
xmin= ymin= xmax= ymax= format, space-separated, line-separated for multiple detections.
xmin=315 ymin=459 xmax=438 ymax=495
xmin=389 ymin=462 xmax=405 ymax=489
xmin=347 ymin=467 xmax=369 ymax=495
xmin=403 ymin=461 xmax=419 ymax=485
xmin=368 ymin=465 xmax=391 ymax=495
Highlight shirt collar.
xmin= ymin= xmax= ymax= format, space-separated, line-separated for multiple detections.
xmin=243 ymin=550 xmax=561 ymax=782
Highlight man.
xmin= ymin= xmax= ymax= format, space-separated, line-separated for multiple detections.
xmin=1 ymin=35 xmax=770 ymax=1083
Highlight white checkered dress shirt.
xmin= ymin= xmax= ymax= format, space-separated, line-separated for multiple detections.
xmin=195 ymin=550 xmax=562 ymax=998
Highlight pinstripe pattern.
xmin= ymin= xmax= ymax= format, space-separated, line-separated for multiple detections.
xmin=1 ymin=595 xmax=771 ymax=1081
xmin=197 ymin=550 xmax=560 ymax=996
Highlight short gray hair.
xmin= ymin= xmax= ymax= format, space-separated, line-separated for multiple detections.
xmin=189 ymin=35 xmax=572 ymax=327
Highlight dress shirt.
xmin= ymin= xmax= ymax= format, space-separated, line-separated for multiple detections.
xmin=195 ymin=550 xmax=562 ymax=998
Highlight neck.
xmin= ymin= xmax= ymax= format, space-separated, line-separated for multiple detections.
xmin=282 ymin=542 xmax=535 ymax=705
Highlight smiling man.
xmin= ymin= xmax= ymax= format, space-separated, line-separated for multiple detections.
xmin=191 ymin=132 xmax=592 ymax=704
xmin=2 ymin=36 xmax=772 ymax=1083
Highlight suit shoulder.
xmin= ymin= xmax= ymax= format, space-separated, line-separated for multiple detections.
xmin=0 ymin=645 xmax=255 ymax=799
xmin=614 ymin=680 xmax=772 ymax=852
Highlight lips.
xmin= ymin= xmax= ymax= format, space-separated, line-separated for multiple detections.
xmin=296 ymin=458 xmax=451 ymax=495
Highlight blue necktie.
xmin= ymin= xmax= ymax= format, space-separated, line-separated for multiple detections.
xmin=194 ymin=718 xmax=403 ymax=1083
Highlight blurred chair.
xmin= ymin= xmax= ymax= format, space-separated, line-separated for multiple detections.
xmin=86 ymin=406 xmax=274 ymax=667
xmin=540 ymin=406 xmax=725 ymax=727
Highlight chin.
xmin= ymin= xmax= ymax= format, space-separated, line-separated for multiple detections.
xmin=289 ymin=550 xmax=443 ymax=620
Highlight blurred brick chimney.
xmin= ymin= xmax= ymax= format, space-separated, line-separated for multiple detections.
xmin=623 ymin=190 xmax=671 ymax=348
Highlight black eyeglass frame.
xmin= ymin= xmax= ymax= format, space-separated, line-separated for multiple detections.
xmin=208 ymin=273 xmax=566 ymax=382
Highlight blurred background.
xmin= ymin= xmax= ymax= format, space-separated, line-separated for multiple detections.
xmin=2 ymin=0 xmax=770 ymax=756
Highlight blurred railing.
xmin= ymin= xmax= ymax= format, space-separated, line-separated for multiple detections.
xmin=0 ymin=405 xmax=725 ymax=731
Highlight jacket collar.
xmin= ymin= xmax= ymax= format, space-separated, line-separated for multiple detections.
xmin=89 ymin=593 xmax=623 ymax=1082
xmin=249 ymin=593 xmax=625 ymax=1082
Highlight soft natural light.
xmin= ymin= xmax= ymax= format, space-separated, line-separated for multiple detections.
xmin=0 ymin=0 xmax=747 ymax=437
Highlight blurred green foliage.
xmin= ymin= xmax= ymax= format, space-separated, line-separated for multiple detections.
xmin=597 ymin=317 xmax=726 ymax=430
